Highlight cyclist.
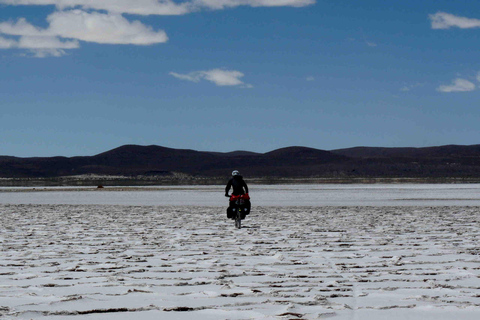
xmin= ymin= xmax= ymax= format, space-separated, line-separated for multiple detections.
xmin=225 ymin=170 xmax=250 ymax=218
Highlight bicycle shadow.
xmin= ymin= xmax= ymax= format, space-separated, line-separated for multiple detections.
xmin=237 ymin=224 xmax=260 ymax=229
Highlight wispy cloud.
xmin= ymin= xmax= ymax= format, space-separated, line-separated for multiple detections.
xmin=437 ymin=78 xmax=475 ymax=93
xmin=429 ymin=12 xmax=480 ymax=29
xmin=170 ymin=69 xmax=252 ymax=87
xmin=348 ymin=30 xmax=378 ymax=48
xmin=400 ymin=83 xmax=424 ymax=92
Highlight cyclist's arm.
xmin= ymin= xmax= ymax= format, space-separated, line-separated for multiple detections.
xmin=243 ymin=181 xmax=249 ymax=194
xmin=225 ymin=179 xmax=232 ymax=196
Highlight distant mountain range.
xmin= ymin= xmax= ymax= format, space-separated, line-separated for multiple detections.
xmin=2 ymin=144 xmax=480 ymax=182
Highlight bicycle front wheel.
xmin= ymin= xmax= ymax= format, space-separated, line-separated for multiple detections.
xmin=235 ymin=209 xmax=242 ymax=229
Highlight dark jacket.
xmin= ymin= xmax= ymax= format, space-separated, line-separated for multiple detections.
xmin=225 ymin=175 xmax=249 ymax=196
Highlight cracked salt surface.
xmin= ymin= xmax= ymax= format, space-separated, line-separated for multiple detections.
xmin=1 ymin=185 xmax=480 ymax=319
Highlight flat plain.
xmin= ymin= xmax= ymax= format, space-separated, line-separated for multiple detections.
xmin=1 ymin=185 xmax=479 ymax=319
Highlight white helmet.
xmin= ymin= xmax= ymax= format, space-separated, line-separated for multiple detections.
xmin=232 ymin=170 xmax=240 ymax=176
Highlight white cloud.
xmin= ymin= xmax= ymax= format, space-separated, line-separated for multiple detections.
xmin=17 ymin=35 xmax=79 ymax=49
xmin=29 ymin=48 xmax=69 ymax=57
xmin=170 ymin=69 xmax=252 ymax=87
xmin=0 ymin=10 xmax=168 ymax=56
xmin=0 ymin=32 xmax=79 ymax=57
xmin=0 ymin=36 xmax=16 ymax=48
xmin=0 ymin=0 xmax=315 ymax=57
xmin=430 ymin=12 xmax=480 ymax=29
xmin=0 ymin=18 xmax=45 ymax=36
xmin=46 ymin=10 xmax=168 ymax=45
xmin=437 ymin=78 xmax=475 ymax=93
xmin=0 ymin=0 xmax=315 ymax=14
xmin=0 ymin=0 xmax=191 ymax=16
xmin=192 ymin=0 xmax=315 ymax=10
xmin=306 ymin=76 xmax=315 ymax=81
xmin=203 ymin=69 xmax=246 ymax=86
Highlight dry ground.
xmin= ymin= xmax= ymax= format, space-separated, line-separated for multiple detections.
xmin=1 ymin=204 xmax=480 ymax=319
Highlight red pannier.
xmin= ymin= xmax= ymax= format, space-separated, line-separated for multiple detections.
xmin=229 ymin=193 xmax=250 ymax=201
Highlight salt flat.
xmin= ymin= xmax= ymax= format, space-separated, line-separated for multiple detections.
xmin=1 ymin=183 xmax=480 ymax=206
xmin=1 ymin=198 xmax=480 ymax=319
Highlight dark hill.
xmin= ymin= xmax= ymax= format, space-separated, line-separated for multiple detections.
xmin=332 ymin=144 xmax=480 ymax=160
xmin=89 ymin=145 xmax=218 ymax=175
xmin=207 ymin=151 xmax=261 ymax=157
xmin=0 ymin=145 xmax=347 ymax=179
xmin=266 ymin=146 xmax=346 ymax=162
xmin=2 ymin=144 xmax=480 ymax=182
xmin=217 ymin=147 xmax=349 ymax=177
xmin=329 ymin=144 xmax=480 ymax=179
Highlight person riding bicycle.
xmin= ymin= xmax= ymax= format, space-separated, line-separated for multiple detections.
xmin=225 ymin=170 xmax=251 ymax=219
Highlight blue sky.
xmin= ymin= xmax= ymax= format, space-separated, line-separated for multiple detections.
xmin=1 ymin=0 xmax=480 ymax=157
